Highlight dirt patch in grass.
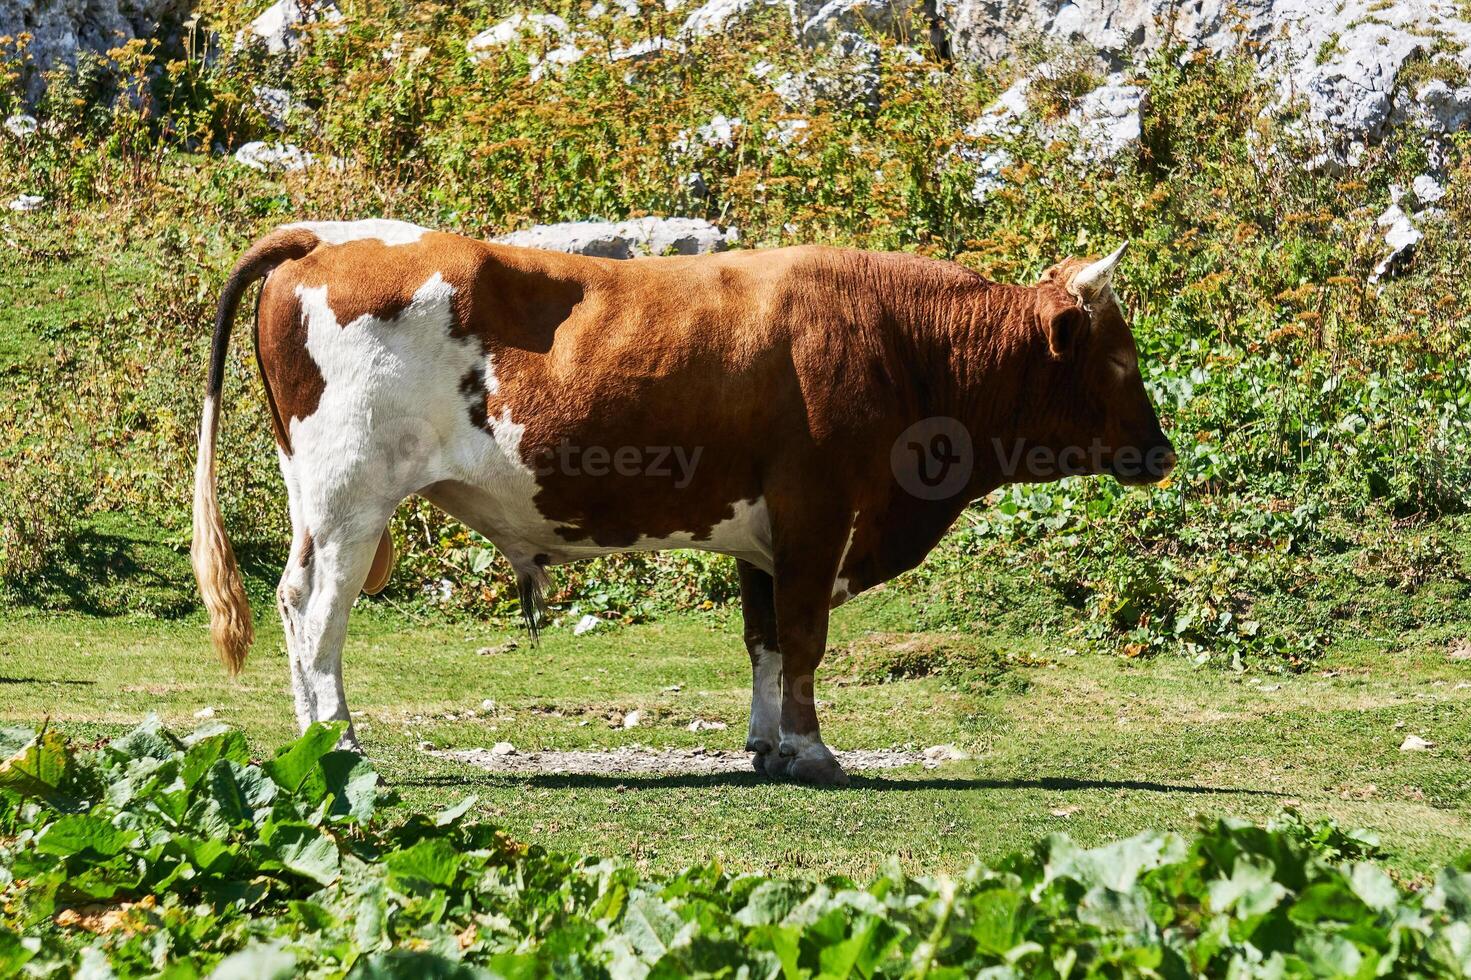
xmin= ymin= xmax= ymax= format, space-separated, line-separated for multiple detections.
xmin=434 ymin=745 xmax=938 ymax=776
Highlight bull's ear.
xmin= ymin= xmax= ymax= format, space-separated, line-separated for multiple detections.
xmin=1046 ymin=305 xmax=1089 ymax=360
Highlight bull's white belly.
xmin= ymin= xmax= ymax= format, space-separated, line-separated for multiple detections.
xmin=286 ymin=251 xmax=775 ymax=579
xmin=428 ymin=479 xmax=774 ymax=574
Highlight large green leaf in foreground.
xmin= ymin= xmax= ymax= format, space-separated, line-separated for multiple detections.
xmin=0 ymin=719 xmax=1469 ymax=977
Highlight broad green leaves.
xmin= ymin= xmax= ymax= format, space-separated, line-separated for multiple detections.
xmin=0 ymin=726 xmax=71 ymax=806
xmin=34 ymin=814 xmax=139 ymax=858
xmin=3 ymin=720 xmax=1471 ymax=976
xmin=263 ymin=721 xmax=347 ymax=793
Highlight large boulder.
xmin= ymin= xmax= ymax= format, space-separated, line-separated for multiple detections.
xmin=940 ymin=0 xmax=1471 ymax=167
xmin=962 ymin=67 xmax=1145 ymax=200
xmin=495 ymin=217 xmax=737 ymax=257
xmin=0 ymin=0 xmax=189 ymax=98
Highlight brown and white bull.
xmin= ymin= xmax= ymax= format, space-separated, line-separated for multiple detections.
xmin=193 ymin=219 xmax=1174 ymax=786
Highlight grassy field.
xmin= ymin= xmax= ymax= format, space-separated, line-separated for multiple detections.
xmin=6 ymin=568 xmax=1469 ymax=884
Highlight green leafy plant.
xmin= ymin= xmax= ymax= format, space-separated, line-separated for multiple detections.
xmin=2 ymin=720 xmax=1471 ymax=975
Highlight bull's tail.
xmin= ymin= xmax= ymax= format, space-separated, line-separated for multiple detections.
xmin=192 ymin=227 xmax=319 ymax=675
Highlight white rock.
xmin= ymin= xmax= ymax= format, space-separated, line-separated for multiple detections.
xmin=467 ymin=13 xmax=574 ymax=56
xmin=1412 ymin=174 xmax=1446 ymax=208
xmin=4 ymin=114 xmax=37 ymax=138
xmin=687 ymin=718 xmax=728 ymax=731
xmin=1370 ymin=203 xmax=1423 ymax=283
xmin=609 ymin=37 xmax=687 ymax=61
xmin=960 ymin=69 xmax=1142 ymax=202
xmin=7 ymin=194 xmax=44 ymax=212
xmin=922 ymin=743 xmax=969 ymax=761
xmin=193 ymin=706 xmax=216 ymax=719
xmin=771 ymin=119 xmax=810 ymax=146
xmin=233 ymin=141 xmax=316 ymax=172
xmin=246 ymin=0 xmax=342 ymax=56
xmin=941 ymin=0 xmax=1471 ymax=168
xmin=490 ymin=740 xmax=516 ymax=755
xmin=801 ymin=0 xmax=936 ymax=46
xmin=622 ymin=709 xmax=644 ymax=728
xmin=1068 ymin=79 xmax=1145 ymax=160
xmin=496 ymin=216 xmax=736 ymax=258
xmin=770 ymin=32 xmax=880 ymax=109
xmin=679 ymin=0 xmax=761 ymax=38
xmin=481 ymin=698 xmax=497 ymax=712
xmin=1399 ymin=734 xmax=1435 ymax=752
xmin=529 ymin=44 xmax=586 ymax=81
xmin=674 ymin=113 xmax=742 ymax=153
xmin=252 ymin=86 xmax=296 ymax=131
xmin=573 ymin=613 xmax=602 ymax=635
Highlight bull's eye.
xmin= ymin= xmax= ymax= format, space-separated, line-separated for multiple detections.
xmin=1107 ymin=355 xmax=1137 ymax=381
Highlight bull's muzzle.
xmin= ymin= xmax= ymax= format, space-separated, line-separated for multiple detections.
xmin=1110 ymin=440 xmax=1177 ymax=486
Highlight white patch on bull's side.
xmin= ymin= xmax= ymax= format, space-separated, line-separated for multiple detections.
xmin=747 ymin=644 xmax=781 ymax=752
xmin=291 ymin=273 xmax=471 ymax=524
xmin=285 ymin=218 xmax=428 ymax=246
xmin=613 ymin=497 xmax=773 ymax=573
xmin=281 ymin=268 xmax=534 ymax=736
xmin=831 ymin=510 xmax=859 ymax=604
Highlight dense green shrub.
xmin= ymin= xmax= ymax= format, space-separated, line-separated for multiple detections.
xmin=3 ymin=719 xmax=1471 ymax=976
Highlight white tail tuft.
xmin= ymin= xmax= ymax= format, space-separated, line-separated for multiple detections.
xmin=191 ymin=395 xmax=254 ymax=675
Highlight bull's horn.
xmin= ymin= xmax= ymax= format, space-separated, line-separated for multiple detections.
xmin=1069 ymin=241 xmax=1129 ymax=301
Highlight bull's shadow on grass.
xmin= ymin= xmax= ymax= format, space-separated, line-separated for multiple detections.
xmin=3 ymin=513 xmax=281 ymax=618
xmin=396 ymin=770 xmax=1283 ymax=796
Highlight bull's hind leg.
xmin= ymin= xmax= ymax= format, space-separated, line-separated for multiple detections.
xmin=277 ymin=456 xmax=400 ymax=752
xmin=737 ymin=560 xmax=782 ymax=772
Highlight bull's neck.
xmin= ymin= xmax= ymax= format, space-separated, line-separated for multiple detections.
xmin=900 ymin=278 xmax=1046 ymax=486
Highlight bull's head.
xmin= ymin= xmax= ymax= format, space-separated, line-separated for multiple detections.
xmin=1031 ymin=243 xmax=1176 ymax=485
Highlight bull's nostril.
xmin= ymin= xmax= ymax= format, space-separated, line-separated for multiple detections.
xmin=1159 ymin=450 xmax=1178 ymax=477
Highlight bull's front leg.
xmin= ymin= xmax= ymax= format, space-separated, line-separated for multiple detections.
xmin=762 ymin=511 xmax=850 ymax=788
xmin=737 ymin=560 xmax=782 ymax=772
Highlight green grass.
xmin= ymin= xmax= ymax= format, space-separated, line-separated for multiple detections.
xmin=4 ymin=586 xmax=1468 ymax=883
xmin=0 ymin=217 xmax=152 ymax=372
